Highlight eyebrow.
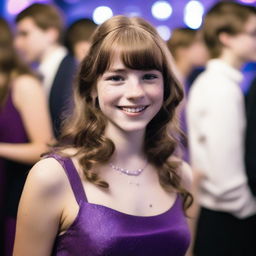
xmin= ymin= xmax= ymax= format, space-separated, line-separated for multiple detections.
xmin=107 ymin=68 xmax=127 ymax=73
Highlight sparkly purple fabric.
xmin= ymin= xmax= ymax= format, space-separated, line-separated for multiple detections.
xmin=50 ymin=154 xmax=191 ymax=256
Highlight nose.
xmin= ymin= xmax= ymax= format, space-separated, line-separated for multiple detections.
xmin=125 ymin=78 xmax=145 ymax=100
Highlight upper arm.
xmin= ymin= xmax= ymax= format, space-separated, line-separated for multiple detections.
xmin=13 ymin=158 xmax=66 ymax=256
xmin=12 ymin=75 xmax=53 ymax=143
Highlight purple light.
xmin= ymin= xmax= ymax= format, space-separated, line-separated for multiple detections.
xmin=239 ymin=0 xmax=256 ymax=3
xmin=124 ymin=5 xmax=141 ymax=17
xmin=63 ymin=0 xmax=80 ymax=3
xmin=7 ymin=0 xmax=30 ymax=14
xmin=6 ymin=0 xmax=52 ymax=15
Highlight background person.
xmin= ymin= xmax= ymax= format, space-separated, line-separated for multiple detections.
xmin=187 ymin=2 xmax=256 ymax=255
xmin=167 ymin=27 xmax=208 ymax=92
xmin=15 ymin=3 xmax=77 ymax=138
xmin=0 ymin=17 xmax=53 ymax=256
xmin=65 ymin=18 xmax=97 ymax=63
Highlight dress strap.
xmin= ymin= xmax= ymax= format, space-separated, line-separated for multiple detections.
xmin=45 ymin=153 xmax=87 ymax=203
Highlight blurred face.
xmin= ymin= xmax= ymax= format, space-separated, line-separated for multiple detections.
xmin=187 ymin=40 xmax=209 ymax=67
xmin=14 ymin=17 xmax=54 ymax=63
xmin=229 ymin=15 xmax=256 ymax=63
xmin=96 ymin=54 xmax=164 ymax=134
xmin=74 ymin=41 xmax=91 ymax=63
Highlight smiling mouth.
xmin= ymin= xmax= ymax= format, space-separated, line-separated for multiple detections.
xmin=117 ymin=106 xmax=148 ymax=113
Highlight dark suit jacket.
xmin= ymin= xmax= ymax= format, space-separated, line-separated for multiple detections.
xmin=245 ymin=76 xmax=256 ymax=196
xmin=49 ymin=54 xmax=77 ymax=138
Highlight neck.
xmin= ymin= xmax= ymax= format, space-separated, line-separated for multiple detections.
xmin=105 ymin=124 xmax=146 ymax=166
xmin=176 ymin=59 xmax=193 ymax=82
xmin=39 ymin=43 xmax=61 ymax=63
xmin=219 ymin=50 xmax=245 ymax=70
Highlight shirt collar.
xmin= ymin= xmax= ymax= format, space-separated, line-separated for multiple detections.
xmin=38 ymin=46 xmax=67 ymax=76
xmin=207 ymin=59 xmax=243 ymax=84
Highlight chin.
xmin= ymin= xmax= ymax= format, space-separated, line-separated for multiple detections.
xmin=110 ymin=120 xmax=150 ymax=134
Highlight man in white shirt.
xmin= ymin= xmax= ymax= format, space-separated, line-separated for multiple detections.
xmin=15 ymin=3 xmax=77 ymax=138
xmin=187 ymin=2 xmax=256 ymax=256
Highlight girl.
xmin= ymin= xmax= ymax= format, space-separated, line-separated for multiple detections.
xmin=13 ymin=15 xmax=193 ymax=256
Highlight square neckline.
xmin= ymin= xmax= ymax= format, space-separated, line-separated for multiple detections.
xmin=50 ymin=154 xmax=180 ymax=219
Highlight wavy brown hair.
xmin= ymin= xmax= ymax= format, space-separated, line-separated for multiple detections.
xmin=57 ymin=15 xmax=193 ymax=211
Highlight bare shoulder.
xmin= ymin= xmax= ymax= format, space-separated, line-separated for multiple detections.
xmin=12 ymin=74 xmax=43 ymax=107
xmin=25 ymin=157 xmax=68 ymax=198
xmin=12 ymin=74 xmax=41 ymax=92
xmin=14 ymin=157 xmax=69 ymax=255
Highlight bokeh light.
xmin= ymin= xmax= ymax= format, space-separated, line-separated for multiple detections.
xmin=157 ymin=25 xmax=171 ymax=41
xmin=184 ymin=0 xmax=204 ymax=29
xmin=6 ymin=0 xmax=51 ymax=15
xmin=92 ymin=6 xmax=113 ymax=25
xmin=151 ymin=1 xmax=173 ymax=20
xmin=7 ymin=0 xmax=32 ymax=15
xmin=239 ymin=0 xmax=256 ymax=3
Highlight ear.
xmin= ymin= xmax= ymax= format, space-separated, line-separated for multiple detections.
xmin=91 ymin=87 xmax=98 ymax=99
xmin=218 ymin=32 xmax=232 ymax=47
xmin=91 ymin=87 xmax=98 ymax=106
xmin=46 ymin=27 xmax=59 ymax=43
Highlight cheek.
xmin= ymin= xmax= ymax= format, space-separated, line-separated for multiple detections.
xmin=15 ymin=37 xmax=26 ymax=49
xmin=237 ymin=42 xmax=255 ymax=57
xmin=97 ymin=86 xmax=120 ymax=110
xmin=149 ymin=85 xmax=164 ymax=103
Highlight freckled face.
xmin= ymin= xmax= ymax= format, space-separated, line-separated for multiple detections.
xmin=96 ymin=54 xmax=164 ymax=133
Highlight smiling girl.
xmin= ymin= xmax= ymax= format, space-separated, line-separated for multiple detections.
xmin=13 ymin=15 xmax=193 ymax=256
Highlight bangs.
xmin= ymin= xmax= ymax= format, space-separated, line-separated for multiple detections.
xmin=96 ymin=27 xmax=164 ymax=74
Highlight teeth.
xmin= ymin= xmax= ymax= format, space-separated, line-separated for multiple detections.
xmin=121 ymin=106 xmax=146 ymax=113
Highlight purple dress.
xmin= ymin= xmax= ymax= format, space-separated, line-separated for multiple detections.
xmin=0 ymin=90 xmax=31 ymax=217
xmin=0 ymin=90 xmax=31 ymax=255
xmin=50 ymin=154 xmax=191 ymax=256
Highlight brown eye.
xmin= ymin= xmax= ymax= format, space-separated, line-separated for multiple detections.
xmin=143 ymin=74 xmax=158 ymax=80
xmin=106 ymin=75 xmax=124 ymax=82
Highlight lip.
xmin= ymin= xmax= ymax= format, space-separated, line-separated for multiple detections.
xmin=117 ymin=105 xmax=149 ymax=116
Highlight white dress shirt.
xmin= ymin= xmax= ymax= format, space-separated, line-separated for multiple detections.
xmin=38 ymin=46 xmax=67 ymax=98
xmin=187 ymin=59 xmax=256 ymax=218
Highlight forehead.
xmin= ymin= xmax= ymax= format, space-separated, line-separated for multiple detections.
xmin=107 ymin=53 xmax=125 ymax=70
xmin=16 ymin=17 xmax=41 ymax=32
xmin=244 ymin=15 xmax=256 ymax=30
